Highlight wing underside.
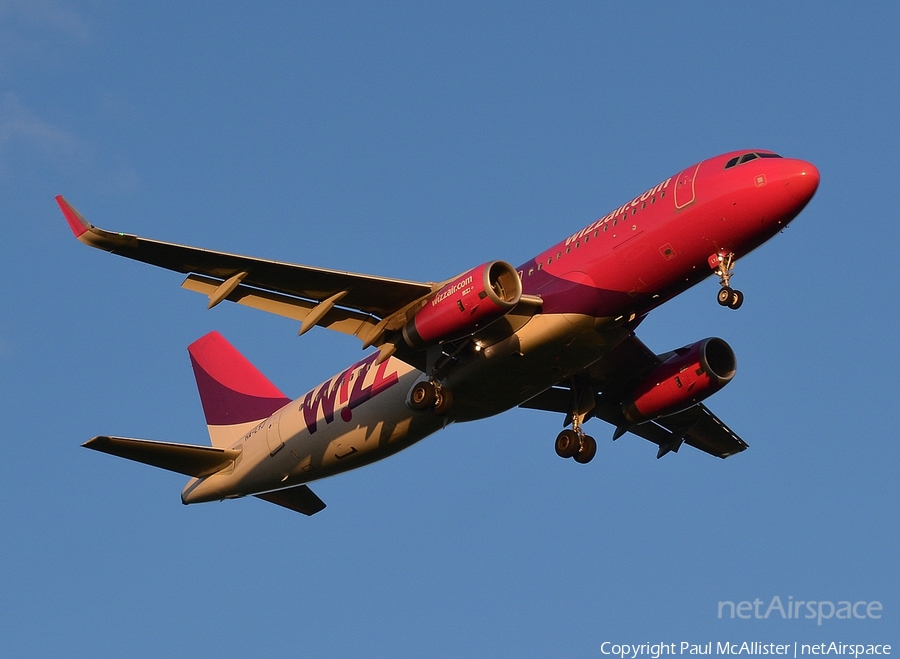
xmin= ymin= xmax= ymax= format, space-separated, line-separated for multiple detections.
xmin=520 ymin=334 xmax=748 ymax=459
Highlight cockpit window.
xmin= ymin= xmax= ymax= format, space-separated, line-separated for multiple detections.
xmin=724 ymin=152 xmax=783 ymax=169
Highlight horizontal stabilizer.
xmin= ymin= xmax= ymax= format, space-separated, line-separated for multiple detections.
xmin=83 ymin=436 xmax=240 ymax=478
xmin=255 ymin=484 xmax=326 ymax=516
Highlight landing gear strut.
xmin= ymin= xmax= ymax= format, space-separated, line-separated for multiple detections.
xmin=712 ymin=251 xmax=743 ymax=310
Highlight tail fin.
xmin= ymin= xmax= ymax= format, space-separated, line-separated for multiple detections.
xmin=188 ymin=331 xmax=291 ymax=448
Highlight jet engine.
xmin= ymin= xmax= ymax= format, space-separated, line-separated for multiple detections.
xmin=622 ymin=338 xmax=736 ymax=423
xmin=403 ymin=260 xmax=522 ymax=348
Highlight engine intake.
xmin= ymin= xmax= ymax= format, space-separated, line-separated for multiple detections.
xmin=403 ymin=260 xmax=522 ymax=348
xmin=622 ymin=337 xmax=736 ymax=423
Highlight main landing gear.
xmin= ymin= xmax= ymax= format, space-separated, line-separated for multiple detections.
xmin=408 ymin=341 xmax=467 ymax=416
xmin=555 ymin=428 xmax=597 ymax=464
xmin=409 ymin=379 xmax=453 ymax=416
xmin=712 ymin=251 xmax=743 ymax=310
xmin=554 ymin=379 xmax=597 ymax=464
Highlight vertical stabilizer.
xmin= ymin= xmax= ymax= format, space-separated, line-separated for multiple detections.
xmin=188 ymin=332 xmax=291 ymax=448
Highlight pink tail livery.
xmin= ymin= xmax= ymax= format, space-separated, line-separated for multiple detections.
xmin=188 ymin=331 xmax=291 ymax=448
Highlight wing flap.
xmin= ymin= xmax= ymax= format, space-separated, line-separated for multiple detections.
xmin=182 ymin=274 xmax=377 ymax=336
xmin=83 ymin=435 xmax=240 ymax=478
xmin=255 ymin=484 xmax=326 ymax=516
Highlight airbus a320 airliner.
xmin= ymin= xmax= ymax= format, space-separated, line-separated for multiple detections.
xmin=60 ymin=149 xmax=819 ymax=515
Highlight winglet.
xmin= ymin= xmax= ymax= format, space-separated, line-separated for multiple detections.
xmin=55 ymin=195 xmax=138 ymax=251
xmin=56 ymin=195 xmax=91 ymax=238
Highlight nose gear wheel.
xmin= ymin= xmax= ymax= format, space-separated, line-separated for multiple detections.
xmin=712 ymin=252 xmax=744 ymax=310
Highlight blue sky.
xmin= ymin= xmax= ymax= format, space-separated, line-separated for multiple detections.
xmin=2 ymin=2 xmax=898 ymax=657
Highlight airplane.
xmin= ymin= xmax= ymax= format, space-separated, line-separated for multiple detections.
xmin=59 ymin=149 xmax=819 ymax=516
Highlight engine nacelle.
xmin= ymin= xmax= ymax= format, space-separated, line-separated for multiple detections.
xmin=403 ymin=260 xmax=522 ymax=348
xmin=622 ymin=337 xmax=736 ymax=423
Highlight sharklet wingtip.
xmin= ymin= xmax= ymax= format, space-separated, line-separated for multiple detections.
xmin=56 ymin=195 xmax=92 ymax=238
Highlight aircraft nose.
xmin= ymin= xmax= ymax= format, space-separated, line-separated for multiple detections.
xmin=788 ymin=159 xmax=820 ymax=204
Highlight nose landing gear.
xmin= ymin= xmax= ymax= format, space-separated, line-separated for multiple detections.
xmin=711 ymin=251 xmax=743 ymax=310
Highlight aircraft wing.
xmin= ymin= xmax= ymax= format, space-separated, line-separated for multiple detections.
xmin=520 ymin=334 xmax=748 ymax=459
xmin=57 ymin=196 xmax=438 ymax=346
